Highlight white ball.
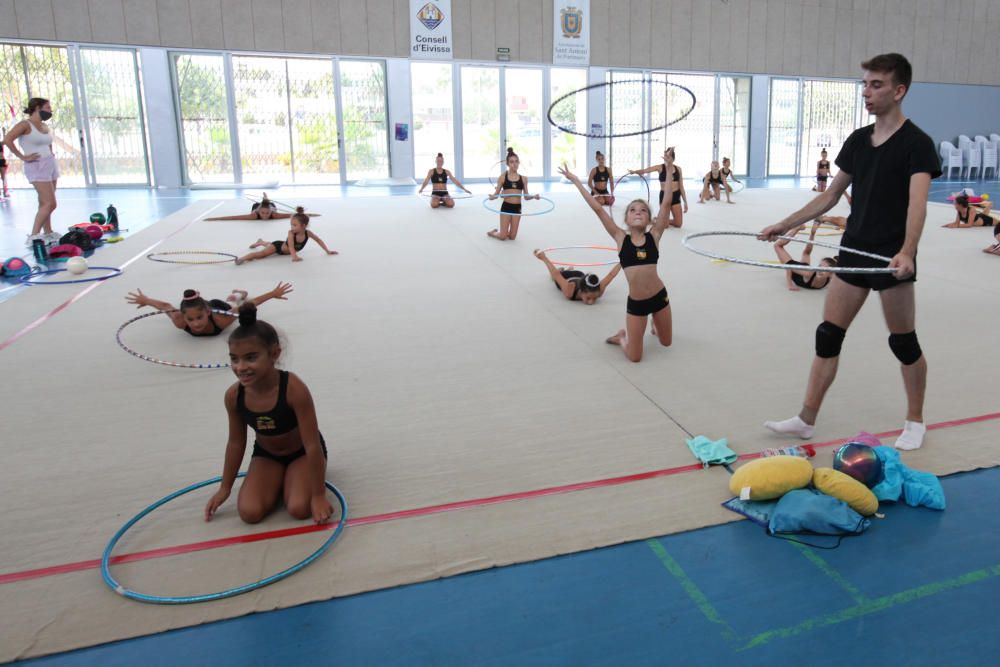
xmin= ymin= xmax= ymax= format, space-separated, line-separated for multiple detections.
xmin=66 ymin=257 xmax=89 ymax=275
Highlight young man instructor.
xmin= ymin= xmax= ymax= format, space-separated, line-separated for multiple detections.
xmin=758 ymin=53 xmax=941 ymax=450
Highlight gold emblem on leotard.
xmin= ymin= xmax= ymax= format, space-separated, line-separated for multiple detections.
xmin=637 ymin=249 xmax=647 ymax=260
xmin=256 ymin=416 xmax=276 ymax=431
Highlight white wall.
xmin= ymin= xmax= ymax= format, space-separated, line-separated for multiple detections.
xmin=3 ymin=1 xmax=1000 ymax=84
xmin=139 ymin=47 xmax=183 ymax=188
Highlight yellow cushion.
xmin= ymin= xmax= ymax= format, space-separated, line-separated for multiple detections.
xmin=729 ymin=456 xmax=814 ymax=501
xmin=813 ymin=468 xmax=879 ymax=516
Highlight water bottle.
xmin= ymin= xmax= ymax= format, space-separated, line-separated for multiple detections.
xmin=107 ymin=204 xmax=119 ymax=231
xmin=761 ymin=445 xmax=816 ymax=458
xmin=32 ymin=238 xmax=48 ymax=262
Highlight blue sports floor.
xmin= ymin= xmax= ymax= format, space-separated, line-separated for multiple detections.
xmin=4 ymin=178 xmax=999 ymax=665
xmin=19 ymin=468 xmax=1000 ymax=666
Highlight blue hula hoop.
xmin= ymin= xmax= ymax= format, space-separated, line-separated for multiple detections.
xmin=101 ymin=473 xmax=348 ymax=604
xmin=482 ymin=194 xmax=556 ymax=217
xmin=19 ymin=266 xmax=123 ymax=285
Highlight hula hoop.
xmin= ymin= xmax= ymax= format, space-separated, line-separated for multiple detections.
xmin=244 ymin=194 xmax=297 ymax=212
xmin=116 ymin=309 xmax=233 ymax=369
xmin=19 ymin=266 xmax=123 ymax=285
xmin=482 ymin=194 xmax=556 ymax=217
xmin=419 ymin=191 xmax=474 ymax=200
xmin=611 ymin=172 xmax=651 ymax=204
xmin=548 ymin=79 xmax=697 ymax=139
xmin=728 ymin=180 xmax=746 ymax=194
xmin=147 ymin=251 xmax=237 ymax=265
xmin=540 ymin=245 xmax=619 ymax=267
xmin=682 ymin=231 xmax=896 ymax=274
xmin=101 ymin=473 xmax=347 ymax=604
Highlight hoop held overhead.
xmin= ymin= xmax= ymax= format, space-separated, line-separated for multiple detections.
xmin=682 ymin=231 xmax=896 ymax=274
xmin=116 ymin=309 xmax=234 ymax=369
xmin=482 ymin=194 xmax=556 ymax=216
xmin=540 ymin=245 xmax=619 ymax=267
xmin=147 ymin=251 xmax=238 ymax=265
xmin=19 ymin=266 xmax=123 ymax=285
xmin=101 ymin=474 xmax=347 ymax=604
xmin=547 ymin=79 xmax=697 ymax=139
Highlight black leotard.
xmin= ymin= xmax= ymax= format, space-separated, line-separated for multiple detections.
xmin=430 ymin=169 xmax=449 ymax=196
xmin=557 ymin=269 xmax=584 ymax=300
xmin=237 ymin=370 xmax=299 ymax=436
xmin=658 ymin=165 xmax=682 ymax=205
xmin=184 ymin=314 xmax=225 ymax=337
xmin=706 ymin=171 xmax=723 ymax=185
xmin=592 ymin=166 xmax=610 ymax=194
xmin=619 ymin=232 xmax=659 ymax=269
xmin=958 ymin=208 xmax=992 ymax=226
xmin=271 ymin=232 xmax=308 ymax=254
xmin=818 ymin=160 xmax=831 ymax=171
xmin=785 ymin=260 xmax=824 ymax=289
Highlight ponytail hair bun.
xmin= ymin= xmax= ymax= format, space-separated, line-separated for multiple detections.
xmin=238 ymin=302 xmax=258 ymax=327
xmin=436 ymin=152 xmax=443 ymax=158
xmin=291 ymin=206 xmax=310 ymax=225
xmin=179 ymin=289 xmax=208 ymax=312
xmin=183 ymin=289 xmax=199 ymax=299
xmin=507 ymin=147 xmax=515 ymax=155
xmin=595 ymin=150 xmax=604 ymax=158
xmin=295 ymin=206 xmax=305 ymax=214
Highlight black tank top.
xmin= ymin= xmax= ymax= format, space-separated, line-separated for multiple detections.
xmin=290 ymin=232 xmax=308 ymax=251
xmin=707 ymin=170 xmax=723 ymax=184
xmin=659 ymin=165 xmax=679 ymax=183
xmin=593 ymin=166 xmax=609 ymax=184
xmin=619 ymin=232 xmax=659 ymax=268
xmin=818 ymin=160 xmax=830 ymax=171
xmin=237 ymin=371 xmax=299 ymax=436
xmin=431 ymin=169 xmax=448 ymax=185
xmin=502 ymin=172 xmax=523 ymax=190
xmin=184 ymin=317 xmax=224 ymax=337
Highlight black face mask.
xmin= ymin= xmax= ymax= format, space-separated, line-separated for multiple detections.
xmin=39 ymin=111 xmax=53 ymax=121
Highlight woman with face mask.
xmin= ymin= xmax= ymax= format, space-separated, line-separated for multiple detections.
xmin=2 ymin=98 xmax=60 ymax=244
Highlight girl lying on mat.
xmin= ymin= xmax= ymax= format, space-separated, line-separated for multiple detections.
xmin=236 ymin=208 xmax=337 ymax=264
xmin=943 ymin=194 xmax=994 ymax=229
xmin=559 ymin=152 xmax=674 ymax=362
xmin=205 ymin=195 xmax=320 ymax=222
xmin=125 ymin=282 xmax=292 ymax=336
xmin=533 ymin=249 xmax=621 ymax=305
xmin=205 ymin=303 xmax=333 ymax=524
xmin=773 ymin=223 xmax=836 ymax=291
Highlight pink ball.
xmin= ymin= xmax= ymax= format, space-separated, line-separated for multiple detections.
xmin=85 ymin=224 xmax=104 ymax=240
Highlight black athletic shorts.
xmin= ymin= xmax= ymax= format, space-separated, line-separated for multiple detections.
xmin=836 ymin=239 xmax=915 ymax=291
xmin=500 ymin=200 xmax=522 ymax=214
xmin=252 ymin=435 xmax=328 ymax=466
xmin=626 ymin=287 xmax=669 ymax=316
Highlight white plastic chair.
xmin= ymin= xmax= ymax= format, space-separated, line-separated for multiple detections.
xmin=941 ymin=147 xmax=963 ymax=179
xmin=991 ymin=133 xmax=1000 ymax=144
xmin=982 ymin=146 xmax=998 ymax=180
xmin=963 ymin=142 xmax=982 ymax=179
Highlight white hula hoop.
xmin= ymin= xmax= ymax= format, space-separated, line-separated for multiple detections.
xmin=540 ymin=245 xmax=619 ymax=267
xmin=419 ymin=191 xmax=475 ymax=200
xmin=682 ymin=231 xmax=896 ymax=274
xmin=482 ymin=194 xmax=556 ymax=217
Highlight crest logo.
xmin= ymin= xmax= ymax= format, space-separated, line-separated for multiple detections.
xmin=417 ymin=3 xmax=445 ymax=30
xmin=560 ymin=6 xmax=583 ymax=38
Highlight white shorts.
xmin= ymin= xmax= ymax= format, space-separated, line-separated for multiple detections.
xmin=24 ymin=154 xmax=60 ymax=183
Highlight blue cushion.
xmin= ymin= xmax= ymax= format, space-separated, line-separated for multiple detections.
xmin=768 ymin=489 xmax=871 ymax=536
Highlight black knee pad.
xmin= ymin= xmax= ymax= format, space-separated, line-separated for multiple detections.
xmin=888 ymin=331 xmax=922 ymax=365
xmin=815 ymin=321 xmax=846 ymax=358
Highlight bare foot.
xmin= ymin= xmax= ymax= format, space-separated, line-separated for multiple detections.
xmin=249 ymin=238 xmax=265 ymax=249
xmin=605 ymin=329 xmax=626 ymax=346
xmin=727 ymin=200 xmax=734 ymax=204
xmin=650 ymin=323 xmax=657 ymax=336
xmin=235 ymin=257 xmax=246 ymax=266
xmin=487 ymin=229 xmax=505 ymax=240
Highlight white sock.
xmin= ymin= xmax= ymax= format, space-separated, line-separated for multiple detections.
xmin=894 ymin=420 xmax=926 ymax=451
xmin=763 ymin=415 xmax=814 ymax=439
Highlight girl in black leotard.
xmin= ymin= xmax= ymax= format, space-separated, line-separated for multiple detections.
xmin=533 ymin=249 xmax=621 ymax=305
xmin=418 ymin=153 xmax=471 ymax=208
xmin=587 ymin=151 xmax=615 ymax=206
xmin=628 ymin=148 xmax=687 ymax=228
xmin=698 ymin=160 xmax=728 ymax=203
xmin=125 ymin=283 xmax=293 ymax=336
xmin=204 ymin=304 xmax=334 ymax=525
xmin=205 ymin=194 xmax=320 ymax=221
xmin=236 ymin=207 xmax=338 ymax=264
xmin=772 ymin=222 xmax=837 ymax=291
xmin=487 ymin=148 xmax=539 ymax=241
xmin=943 ymin=194 xmax=994 ymax=228
xmin=813 ymin=148 xmax=831 ymax=192
xmin=720 ymin=157 xmax=740 ymax=203
xmin=560 ymin=152 xmax=675 ymax=362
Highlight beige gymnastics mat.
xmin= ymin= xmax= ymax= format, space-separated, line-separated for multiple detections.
xmin=0 ymin=188 xmax=997 ymax=660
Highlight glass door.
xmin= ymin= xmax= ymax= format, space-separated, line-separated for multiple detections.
xmin=411 ymin=62 xmax=455 ymax=174
xmin=767 ymin=78 xmax=800 ymax=176
xmin=504 ymin=68 xmax=543 ymax=177
xmin=338 ymin=60 xmax=389 ymax=181
xmin=78 ymin=48 xmax=150 ymax=185
xmin=799 ymin=79 xmax=860 ymax=176
xmin=460 ymin=66 xmax=501 ymax=179
xmin=548 ymin=67 xmax=587 ymax=176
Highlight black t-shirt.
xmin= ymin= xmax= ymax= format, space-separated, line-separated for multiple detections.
xmin=835 ymin=119 xmax=941 ymax=252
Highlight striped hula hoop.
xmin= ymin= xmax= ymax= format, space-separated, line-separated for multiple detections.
xmin=116 ymin=309 xmax=233 ymax=369
xmin=147 ymin=251 xmax=238 ymax=265
xmin=540 ymin=245 xmax=619 ymax=267
xmin=682 ymin=231 xmax=896 ymax=274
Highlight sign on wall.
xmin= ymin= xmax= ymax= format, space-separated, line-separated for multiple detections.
xmin=410 ymin=1 xmax=453 ymax=60
xmin=553 ymin=0 xmax=590 ymax=66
